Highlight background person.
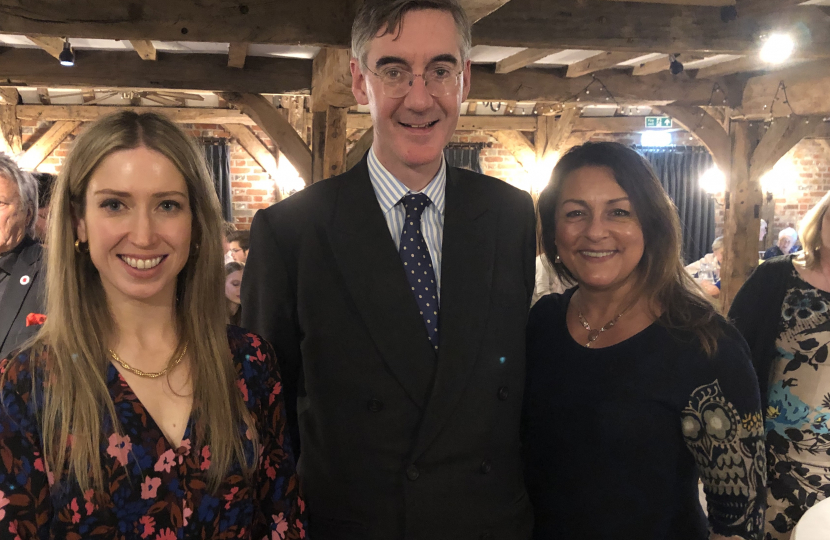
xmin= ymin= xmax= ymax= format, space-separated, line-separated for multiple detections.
xmin=525 ymin=142 xmax=765 ymax=540
xmin=242 ymin=1 xmax=536 ymax=538
xmin=685 ymin=236 xmax=723 ymax=297
xmin=222 ymin=221 xmax=236 ymax=264
xmin=0 ymin=155 xmax=44 ymax=361
xmin=226 ymin=261 xmax=244 ymax=326
xmin=763 ymin=227 xmax=799 ymax=260
xmin=0 ymin=112 xmax=305 ymax=538
xmin=228 ymin=229 xmax=249 ymax=263
xmin=730 ymin=191 xmax=830 ymax=539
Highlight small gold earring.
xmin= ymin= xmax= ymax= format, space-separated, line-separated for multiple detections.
xmin=74 ymin=239 xmax=88 ymax=254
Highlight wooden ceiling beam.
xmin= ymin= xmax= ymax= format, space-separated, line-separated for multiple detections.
xmin=0 ymin=47 xmax=312 ymax=94
xmin=472 ymin=0 xmax=830 ymax=57
xmin=632 ymin=53 xmax=705 ymax=76
xmin=228 ymin=42 xmax=248 ymax=69
xmin=25 ymin=36 xmax=64 ymax=60
xmin=0 ymin=0 xmax=356 ymax=48
xmin=696 ymin=56 xmax=808 ymax=78
xmin=467 ymin=65 xmax=724 ymax=105
xmin=458 ymin=0 xmax=513 ymax=23
xmin=656 ymin=104 xmax=731 ymax=171
xmin=495 ymin=48 xmax=561 ymax=74
xmin=490 ymin=130 xmax=535 ymax=170
xmin=17 ymin=121 xmax=80 ymax=170
xmin=566 ymin=52 xmax=644 ymax=78
xmin=742 ymin=60 xmax=830 ymax=117
xmin=1 ymin=0 xmax=823 ymax=56
xmin=749 ymin=115 xmax=824 ymax=181
xmin=129 ymin=39 xmax=157 ymax=61
xmin=220 ymin=92 xmax=313 ymax=185
xmin=15 ymin=104 xmax=257 ymax=124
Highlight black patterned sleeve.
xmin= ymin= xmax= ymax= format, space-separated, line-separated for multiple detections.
xmin=0 ymin=352 xmax=52 ymax=539
xmin=679 ymin=327 xmax=766 ymax=540
xmin=239 ymin=333 xmax=307 ymax=540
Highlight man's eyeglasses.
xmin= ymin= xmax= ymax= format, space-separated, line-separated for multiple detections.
xmin=366 ymin=66 xmax=463 ymax=99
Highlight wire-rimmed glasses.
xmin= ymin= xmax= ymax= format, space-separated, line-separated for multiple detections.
xmin=366 ymin=65 xmax=463 ymax=98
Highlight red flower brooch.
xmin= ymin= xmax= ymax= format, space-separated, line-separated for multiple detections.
xmin=25 ymin=313 xmax=46 ymax=327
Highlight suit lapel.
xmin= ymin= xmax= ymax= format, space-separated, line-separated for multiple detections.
xmin=326 ymin=160 xmax=437 ymax=410
xmin=0 ymin=240 xmax=41 ymax=354
xmin=411 ymin=167 xmax=497 ymax=459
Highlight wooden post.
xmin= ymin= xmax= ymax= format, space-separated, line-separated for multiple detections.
xmin=313 ymin=106 xmax=348 ymax=182
xmin=0 ymin=88 xmax=22 ymax=156
xmin=18 ymin=121 xmax=81 ymax=170
xmin=720 ymin=121 xmax=764 ymax=311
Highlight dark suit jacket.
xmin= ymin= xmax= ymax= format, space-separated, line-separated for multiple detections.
xmin=0 ymin=237 xmax=45 ymax=361
xmin=242 ymin=156 xmax=536 ymax=540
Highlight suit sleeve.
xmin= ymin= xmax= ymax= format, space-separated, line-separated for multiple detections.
xmin=241 ymin=209 xmax=303 ymax=457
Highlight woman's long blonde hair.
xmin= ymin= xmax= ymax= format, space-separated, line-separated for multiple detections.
xmin=5 ymin=112 xmax=256 ymax=493
xmin=796 ymin=190 xmax=830 ymax=271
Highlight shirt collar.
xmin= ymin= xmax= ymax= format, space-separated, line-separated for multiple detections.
xmin=0 ymin=235 xmax=33 ymax=275
xmin=367 ymin=147 xmax=446 ymax=216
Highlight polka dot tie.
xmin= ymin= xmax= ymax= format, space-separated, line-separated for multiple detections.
xmin=399 ymin=193 xmax=439 ymax=350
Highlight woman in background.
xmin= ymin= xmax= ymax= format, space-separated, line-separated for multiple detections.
xmin=0 ymin=111 xmax=305 ymax=539
xmin=730 ymin=191 xmax=830 ymax=539
xmin=524 ymin=142 xmax=765 ymax=540
xmin=226 ymin=261 xmax=244 ymax=326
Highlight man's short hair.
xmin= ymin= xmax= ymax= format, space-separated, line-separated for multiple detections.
xmin=229 ymin=230 xmax=250 ymax=252
xmin=0 ymin=154 xmax=38 ymax=237
xmin=352 ymin=0 xmax=472 ymax=69
xmin=222 ymin=221 xmax=237 ymax=238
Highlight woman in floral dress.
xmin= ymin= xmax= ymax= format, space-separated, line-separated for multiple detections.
xmin=731 ymin=192 xmax=830 ymax=539
xmin=0 ymin=112 xmax=306 ymax=539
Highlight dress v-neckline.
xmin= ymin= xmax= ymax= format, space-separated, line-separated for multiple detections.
xmin=107 ymin=363 xmax=194 ymax=452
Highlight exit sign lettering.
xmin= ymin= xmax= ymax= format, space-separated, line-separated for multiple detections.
xmin=645 ymin=116 xmax=672 ymax=128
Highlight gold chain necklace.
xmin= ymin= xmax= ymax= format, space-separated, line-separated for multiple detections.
xmin=108 ymin=344 xmax=188 ymax=379
xmin=577 ymin=310 xmax=624 ymax=348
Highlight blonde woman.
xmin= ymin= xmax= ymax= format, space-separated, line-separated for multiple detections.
xmin=0 ymin=112 xmax=305 ymax=539
xmin=731 ymin=191 xmax=830 ymax=539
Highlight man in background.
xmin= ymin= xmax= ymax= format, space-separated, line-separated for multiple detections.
xmin=0 ymin=156 xmax=45 ymax=360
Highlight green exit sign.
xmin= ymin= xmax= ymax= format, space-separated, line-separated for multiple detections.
xmin=645 ymin=116 xmax=672 ymax=128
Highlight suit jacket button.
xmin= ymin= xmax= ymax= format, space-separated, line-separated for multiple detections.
xmin=480 ymin=460 xmax=492 ymax=474
xmin=406 ymin=465 xmax=420 ymax=481
xmin=367 ymin=398 xmax=384 ymax=412
xmin=497 ymin=386 xmax=509 ymax=401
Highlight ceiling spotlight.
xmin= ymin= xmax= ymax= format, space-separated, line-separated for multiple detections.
xmin=59 ymin=38 xmax=75 ymax=67
xmin=760 ymin=34 xmax=794 ymax=64
xmin=669 ymin=55 xmax=684 ymax=75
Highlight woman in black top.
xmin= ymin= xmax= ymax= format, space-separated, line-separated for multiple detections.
xmin=525 ymin=142 xmax=766 ymax=540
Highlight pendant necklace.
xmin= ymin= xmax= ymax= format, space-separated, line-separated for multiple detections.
xmin=577 ymin=310 xmax=624 ymax=348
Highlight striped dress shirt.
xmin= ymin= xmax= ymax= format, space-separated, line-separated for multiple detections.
xmin=367 ymin=147 xmax=446 ymax=301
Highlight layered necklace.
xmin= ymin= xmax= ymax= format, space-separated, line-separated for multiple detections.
xmin=109 ymin=344 xmax=188 ymax=379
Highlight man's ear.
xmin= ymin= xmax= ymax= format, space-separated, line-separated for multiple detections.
xmin=351 ymin=58 xmax=370 ymax=106
xmin=461 ymin=59 xmax=472 ymax=102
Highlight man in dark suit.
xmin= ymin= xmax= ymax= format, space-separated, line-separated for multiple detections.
xmin=0 ymin=155 xmax=45 ymax=360
xmin=242 ymin=1 xmax=536 ymax=538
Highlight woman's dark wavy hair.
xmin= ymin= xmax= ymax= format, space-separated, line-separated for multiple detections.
xmin=537 ymin=142 xmax=722 ymax=356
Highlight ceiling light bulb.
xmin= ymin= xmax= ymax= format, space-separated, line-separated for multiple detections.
xmin=59 ymin=39 xmax=75 ymax=67
xmin=760 ymin=34 xmax=794 ymax=64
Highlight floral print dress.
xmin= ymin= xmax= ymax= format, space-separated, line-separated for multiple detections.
xmin=764 ymin=271 xmax=830 ymax=539
xmin=0 ymin=326 xmax=306 ymax=540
